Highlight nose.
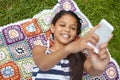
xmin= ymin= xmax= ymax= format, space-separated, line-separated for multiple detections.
xmin=64 ymin=26 xmax=70 ymax=32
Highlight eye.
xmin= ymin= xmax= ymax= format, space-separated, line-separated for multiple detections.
xmin=70 ymin=26 xmax=77 ymax=30
xmin=60 ymin=24 xmax=65 ymax=27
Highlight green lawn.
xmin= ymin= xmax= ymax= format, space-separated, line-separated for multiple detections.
xmin=0 ymin=0 xmax=120 ymax=65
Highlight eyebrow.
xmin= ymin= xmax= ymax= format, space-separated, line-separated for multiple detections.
xmin=58 ymin=21 xmax=77 ymax=26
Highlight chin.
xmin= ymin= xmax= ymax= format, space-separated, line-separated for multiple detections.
xmin=61 ymin=40 xmax=73 ymax=45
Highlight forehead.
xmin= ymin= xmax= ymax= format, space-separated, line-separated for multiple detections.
xmin=57 ymin=14 xmax=77 ymax=24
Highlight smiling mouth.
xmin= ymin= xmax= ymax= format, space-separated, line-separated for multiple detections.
xmin=60 ymin=33 xmax=70 ymax=39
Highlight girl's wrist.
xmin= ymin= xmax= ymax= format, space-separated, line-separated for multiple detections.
xmin=64 ymin=46 xmax=72 ymax=56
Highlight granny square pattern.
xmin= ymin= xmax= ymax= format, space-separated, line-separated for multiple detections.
xmin=0 ymin=0 xmax=119 ymax=80
xmin=0 ymin=46 xmax=11 ymax=64
xmin=0 ymin=32 xmax=4 ymax=45
xmin=16 ymin=58 xmax=35 ymax=79
xmin=2 ymin=25 xmax=25 ymax=45
xmin=103 ymin=61 xmax=119 ymax=80
xmin=0 ymin=61 xmax=21 ymax=80
xmin=33 ymin=10 xmax=55 ymax=32
xmin=27 ymin=33 xmax=47 ymax=49
xmin=8 ymin=41 xmax=32 ymax=61
xmin=83 ymin=61 xmax=120 ymax=80
xmin=59 ymin=0 xmax=76 ymax=11
xmin=21 ymin=19 xmax=42 ymax=37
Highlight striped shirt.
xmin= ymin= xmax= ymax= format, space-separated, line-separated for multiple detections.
xmin=32 ymin=49 xmax=70 ymax=80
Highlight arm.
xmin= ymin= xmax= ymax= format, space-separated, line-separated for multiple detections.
xmin=32 ymin=36 xmax=89 ymax=71
xmin=84 ymin=56 xmax=107 ymax=76
xmin=84 ymin=42 xmax=110 ymax=76
xmin=83 ymin=33 xmax=112 ymax=76
xmin=32 ymin=45 xmax=70 ymax=71
xmin=32 ymin=26 xmax=99 ymax=71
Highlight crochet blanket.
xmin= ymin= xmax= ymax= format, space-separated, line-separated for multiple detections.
xmin=0 ymin=0 xmax=119 ymax=80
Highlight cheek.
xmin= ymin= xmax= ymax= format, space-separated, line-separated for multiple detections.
xmin=71 ymin=30 xmax=77 ymax=36
xmin=52 ymin=27 xmax=59 ymax=34
xmin=71 ymin=32 xmax=77 ymax=39
xmin=56 ymin=27 xmax=63 ymax=32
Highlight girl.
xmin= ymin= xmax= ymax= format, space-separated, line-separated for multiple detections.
xmin=32 ymin=10 xmax=112 ymax=80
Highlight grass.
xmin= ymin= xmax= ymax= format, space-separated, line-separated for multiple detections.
xmin=0 ymin=0 xmax=120 ymax=65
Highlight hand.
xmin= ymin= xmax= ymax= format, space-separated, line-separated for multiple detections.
xmin=87 ymin=34 xmax=113 ymax=72
xmin=65 ymin=25 xmax=100 ymax=54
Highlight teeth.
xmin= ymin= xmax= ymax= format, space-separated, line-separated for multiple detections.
xmin=62 ymin=34 xmax=69 ymax=38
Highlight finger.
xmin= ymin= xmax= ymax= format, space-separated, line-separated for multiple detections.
xmin=86 ymin=45 xmax=98 ymax=56
xmin=98 ymin=48 xmax=107 ymax=57
xmin=99 ymin=43 xmax=108 ymax=50
xmin=106 ymin=34 xmax=113 ymax=43
xmin=99 ymin=53 xmax=108 ymax=60
xmin=86 ymin=44 xmax=94 ymax=51
xmin=99 ymin=51 xmax=110 ymax=62
xmin=86 ymin=33 xmax=99 ymax=46
xmin=91 ymin=33 xmax=99 ymax=45
xmin=82 ymin=45 xmax=94 ymax=56
xmin=87 ymin=37 xmax=97 ymax=46
xmin=90 ymin=25 xmax=100 ymax=32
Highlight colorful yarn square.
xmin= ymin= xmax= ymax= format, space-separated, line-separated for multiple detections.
xmin=83 ymin=61 xmax=120 ymax=80
xmin=21 ymin=19 xmax=42 ymax=37
xmin=2 ymin=25 xmax=25 ymax=45
xmin=27 ymin=33 xmax=47 ymax=49
xmin=0 ymin=61 xmax=21 ymax=80
xmin=16 ymin=58 xmax=35 ymax=79
xmin=58 ymin=0 xmax=76 ymax=11
xmin=53 ymin=3 xmax=62 ymax=15
xmin=8 ymin=41 xmax=32 ymax=61
xmin=0 ymin=32 xmax=4 ymax=45
xmin=0 ymin=46 xmax=11 ymax=64
xmin=103 ymin=61 xmax=119 ymax=80
xmin=34 ymin=10 xmax=55 ymax=32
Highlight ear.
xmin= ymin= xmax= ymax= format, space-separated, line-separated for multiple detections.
xmin=50 ymin=24 xmax=55 ymax=33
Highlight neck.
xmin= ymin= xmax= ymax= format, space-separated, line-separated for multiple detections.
xmin=50 ymin=41 xmax=66 ymax=52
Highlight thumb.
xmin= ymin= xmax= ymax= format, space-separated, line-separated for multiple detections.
xmin=90 ymin=25 xmax=100 ymax=33
xmin=85 ymin=45 xmax=95 ymax=55
xmin=86 ymin=45 xmax=98 ymax=57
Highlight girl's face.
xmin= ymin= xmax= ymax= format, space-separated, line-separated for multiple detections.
xmin=51 ymin=14 xmax=78 ymax=45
